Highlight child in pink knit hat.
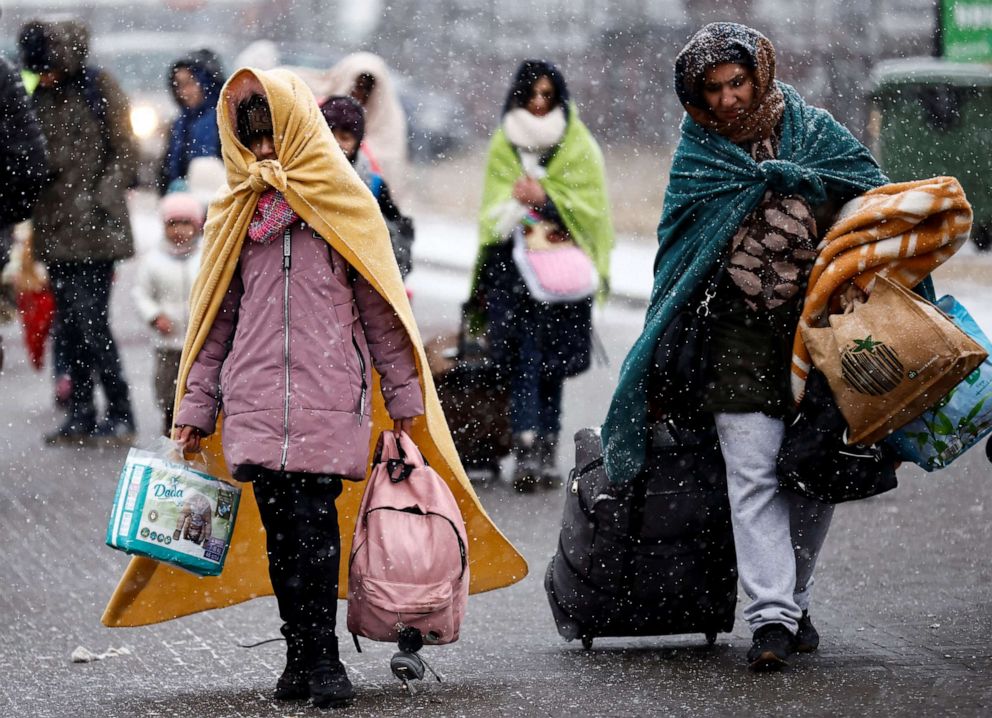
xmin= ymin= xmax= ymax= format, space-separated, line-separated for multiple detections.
xmin=132 ymin=192 xmax=205 ymax=434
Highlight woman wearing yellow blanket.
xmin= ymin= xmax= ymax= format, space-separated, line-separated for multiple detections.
xmin=101 ymin=68 xmax=526 ymax=709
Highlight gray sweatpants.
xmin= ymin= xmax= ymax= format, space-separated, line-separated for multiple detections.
xmin=714 ymin=412 xmax=835 ymax=634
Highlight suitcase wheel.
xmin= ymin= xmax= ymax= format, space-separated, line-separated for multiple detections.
xmin=705 ymin=631 xmax=718 ymax=646
xmin=581 ymin=634 xmax=594 ymax=650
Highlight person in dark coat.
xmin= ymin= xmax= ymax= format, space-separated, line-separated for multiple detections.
xmin=0 ymin=56 xmax=48 ymax=244
xmin=19 ymin=18 xmax=139 ymax=444
xmin=320 ymin=95 xmax=414 ymax=278
xmin=0 ymin=51 xmax=50 ymax=373
xmin=160 ymin=52 xmax=224 ymax=193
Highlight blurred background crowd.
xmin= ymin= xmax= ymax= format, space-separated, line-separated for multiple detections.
xmin=0 ymin=0 xmax=963 ymax=168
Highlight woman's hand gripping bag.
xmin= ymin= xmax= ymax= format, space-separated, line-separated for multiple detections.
xmin=801 ymin=275 xmax=988 ymax=445
xmin=887 ymin=296 xmax=992 ymax=470
xmin=106 ymin=439 xmax=241 ymax=577
xmin=348 ymin=431 xmax=469 ymax=645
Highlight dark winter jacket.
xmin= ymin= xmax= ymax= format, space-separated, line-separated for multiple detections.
xmin=160 ymin=58 xmax=223 ymax=192
xmin=0 ymin=58 xmax=49 ymax=227
xmin=478 ymin=241 xmax=592 ymax=380
xmin=24 ymin=20 xmax=137 ymax=263
xmin=174 ymin=220 xmax=423 ymax=479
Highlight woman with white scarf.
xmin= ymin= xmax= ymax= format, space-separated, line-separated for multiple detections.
xmin=472 ymin=60 xmax=614 ymax=492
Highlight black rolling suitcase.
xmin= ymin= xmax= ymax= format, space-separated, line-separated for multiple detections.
xmin=545 ymin=423 xmax=737 ymax=648
xmin=425 ymin=309 xmax=511 ymax=477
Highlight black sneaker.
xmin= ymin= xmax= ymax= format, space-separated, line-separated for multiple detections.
xmin=44 ymin=417 xmax=96 ymax=446
xmin=309 ymin=658 xmax=355 ymax=709
xmin=93 ymin=418 xmax=137 ymax=447
xmin=746 ymin=623 xmax=796 ymax=672
xmin=795 ymin=611 xmax=820 ymax=653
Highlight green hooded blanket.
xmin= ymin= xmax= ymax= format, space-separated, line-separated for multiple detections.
xmin=474 ymin=104 xmax=614 ymax=297
xmin=601 ymin=82 xmax=888 ymax=485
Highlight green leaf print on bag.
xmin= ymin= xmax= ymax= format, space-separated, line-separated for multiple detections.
xmin=841 ymin=335 xmax=905 ymax=395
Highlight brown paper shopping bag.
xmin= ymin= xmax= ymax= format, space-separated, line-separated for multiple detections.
xmin=801 ymin=275 xmax=987 ymax=445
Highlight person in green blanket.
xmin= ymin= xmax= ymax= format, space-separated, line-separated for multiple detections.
xmin=472 ymin=60 xmax=613 ymax=493
xmin=601 ymin=24 xmax=889 ymax=671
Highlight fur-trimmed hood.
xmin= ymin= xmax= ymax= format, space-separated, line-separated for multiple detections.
xmin=18 ymin=18 xmax=89 ymax=77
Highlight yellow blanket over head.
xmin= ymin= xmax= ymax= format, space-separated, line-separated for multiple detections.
xmin=102 ymin=68 xmax=527 ymax=627
xmin=789 ymin=176 xmax=973 ymax=402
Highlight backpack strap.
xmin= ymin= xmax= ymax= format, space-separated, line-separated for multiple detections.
xmin=77 ymin=66 xmax=115 ymax=166
xmin=80 ymin=67 xmax=108 ymax=126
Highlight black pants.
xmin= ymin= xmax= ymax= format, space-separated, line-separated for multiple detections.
xmin=154 ymin=348 xmax=183 ymax=435
xmin=243 ymin=467 xmax=343 ymax=661
xmin=48 ymin=260 xmax=133 ymax=425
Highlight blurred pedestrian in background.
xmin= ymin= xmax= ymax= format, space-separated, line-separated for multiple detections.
xmin=19 ymin=18 xmax=139 ymax=445
xmin=472 ymin=59 xmax=613 ymax=492
xmin=173 ymin=70 xmax=424 ymax=708
xmin=132 ymin=192 xmax=204 ymax=436
xmin=601 ymin=23 xmax=890 ymax=671
xmin=325 ymin=52 xmax=410 ymax=209
xmin=160 ymin=50 xmax=225 ymax=193
xmin=320 ymin=95 xmax=414 ymax=278
xmin=0 ymin=50 xmax=48 ymax=267
xmin=0 ymin=7 xmax=50 ymax=372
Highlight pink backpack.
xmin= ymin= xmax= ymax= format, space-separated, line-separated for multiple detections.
xmin=347 ymin=431 xmax=469 ymax=646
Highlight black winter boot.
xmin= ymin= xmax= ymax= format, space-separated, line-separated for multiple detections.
xmin=273 ymin=623 xmax=309 ymax=701
xmin=538 ymin=433 xmax=562 ymax=489
xmin=308 ymin=629 xmax=354 ymax=709
xmin=309 ymin=659 xmax=354 ymax=709
xmin=512 ymin=431 xmax=540 ymax=493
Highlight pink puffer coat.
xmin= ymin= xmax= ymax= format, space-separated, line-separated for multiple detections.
xmin=174 ymin=220 xmax=424 ymax=479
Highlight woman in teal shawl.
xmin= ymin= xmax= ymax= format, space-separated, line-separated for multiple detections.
xmin=601 ymin=24 xmax=887 ymax=671
xmin=473 ymin=60 xmax=613 ymax=492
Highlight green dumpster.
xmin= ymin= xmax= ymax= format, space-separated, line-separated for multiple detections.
xmin=870 ymin=58 xmax=992 ymax=249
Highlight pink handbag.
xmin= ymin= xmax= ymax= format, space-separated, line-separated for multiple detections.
xmin=347 ymin=431 xmax=469 ymax=646
xmin=512 ymin=226 xmax=598 ymax=303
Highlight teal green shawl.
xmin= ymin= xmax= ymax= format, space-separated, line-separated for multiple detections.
xmin=601 ymin=82 xmax=888 ymax=485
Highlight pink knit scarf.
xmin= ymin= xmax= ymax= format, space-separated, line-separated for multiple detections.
xmin=248 ymin=190 xmax=299 ymax=244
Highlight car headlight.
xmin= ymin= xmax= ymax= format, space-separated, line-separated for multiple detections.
xmin=130 ymin=105 xmax=159 ymax=140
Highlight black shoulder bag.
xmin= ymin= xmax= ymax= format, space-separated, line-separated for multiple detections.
xmin=777 ymin=368 xmax=899 ymax=504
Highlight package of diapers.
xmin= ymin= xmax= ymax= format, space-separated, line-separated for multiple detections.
xmin=106 ymin=444 xmax=240 ymax=576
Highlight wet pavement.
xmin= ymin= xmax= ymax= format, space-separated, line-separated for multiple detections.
xmin=0 ymin=239 xmax=990 ymax=717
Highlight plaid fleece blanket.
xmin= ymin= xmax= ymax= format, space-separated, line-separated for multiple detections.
xmin=790 ymin=176 xmax=973 ymax=401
